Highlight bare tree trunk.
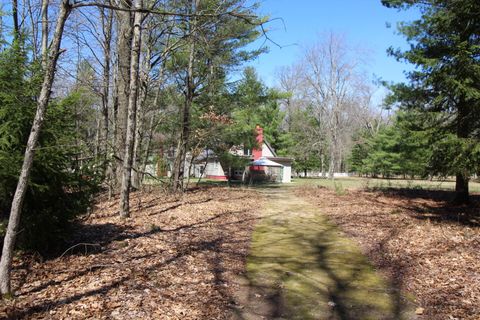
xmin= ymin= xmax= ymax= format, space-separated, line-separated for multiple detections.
xmin=320 ymin=153 xmax=326 ymax=178
xmin=172 ymin=0 xmax=198 ymax=192
xmin=454 ymin=103 xmax=470 ymax=204
xmin=328 ymin=128 xmax=336 ymax=180
xmin=101 ymin=5 xmax=113 ymax=169
xmin=0 ymin=0 xmax=71 ymax=295
xmin=115 ymin=0 xmax=133 ymax=188
xmin=139 ymin=116 xmax=155 ymax=185
xmin=12 ymin=0 xmax=19 ymax=37
xmin=119 ymin=0 xmax=143 ymax=218
xmin=109 ymin=62 xmax=119 ymax=197
xmin=41 ymin=0 xmax=49 ymax=68
xmin=131 ymin=43 xmax=152 ymax=189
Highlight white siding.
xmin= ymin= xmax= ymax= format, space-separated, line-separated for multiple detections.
xmin=203 ymin=160 xmax=225 ymax=177
xmin=262 ymin=143 xmax=275 ymax=157
xmin=282 ymin=165 xmax=292 ymax=183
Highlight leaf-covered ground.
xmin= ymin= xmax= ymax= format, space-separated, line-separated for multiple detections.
xmin=0 ymin=186 xmax=263 ymax=319
xmin=297 ymin=185 xmax=480 ymax=320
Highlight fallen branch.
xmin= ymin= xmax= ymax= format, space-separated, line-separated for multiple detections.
xmin=59 ymin=243 xmax=101 ymax=259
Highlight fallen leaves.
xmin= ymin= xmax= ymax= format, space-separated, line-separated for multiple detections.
xmin=0 ymin=186 xmax=263 ymax=319
xmin=297 ymin=186 xmax=480 ymax=320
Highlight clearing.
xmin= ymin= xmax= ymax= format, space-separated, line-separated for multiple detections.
xmin=1 ymin=178 xmax=478 ymax=319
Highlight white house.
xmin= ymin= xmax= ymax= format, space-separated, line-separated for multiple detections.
xmin=191 ymin=126 xmax=293 ymax=183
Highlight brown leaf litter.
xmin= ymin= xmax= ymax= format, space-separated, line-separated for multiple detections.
xmin=297 ymin=185 xmax=480 ymax=320
xmin=0 ymin=186 xmax=263 ymax=319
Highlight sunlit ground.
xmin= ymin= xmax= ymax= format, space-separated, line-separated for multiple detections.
xmin=292 ymin=176 xmax=480 ymax=193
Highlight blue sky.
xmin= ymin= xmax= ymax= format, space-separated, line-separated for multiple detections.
xmin=244 ymin=0 xmax=420 ymax=88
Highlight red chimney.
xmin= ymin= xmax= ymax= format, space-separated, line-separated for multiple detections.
xmin=253 ymin=125 xmax=263 ymax=160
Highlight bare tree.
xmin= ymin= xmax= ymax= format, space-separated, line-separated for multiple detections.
xmin=172 ymin=0 xmax=199 ymax=192
xmin=119 ymin=0 xmax=143 ymax=218
xmin=114 ymin=0 xmax=133 ymax=188
xmin=41 ymin=0 xmax=49 ymax=68
xmin=303 ymin=33 xmax=363 ymax=179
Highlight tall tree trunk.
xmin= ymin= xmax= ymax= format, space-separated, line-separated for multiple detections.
xmin=455 ymin=173 xmax=469 ymax=204
xmin=0 ymin=0 xmax=71 ymax=295
xmin=41 ymin=0 xmax=49 ymax=69
xmin=101 ymin=5 xmax=113 ymax=170
xmin=131 ymin=44 xmax=152 ymax=189
xmin=139 ymin=116 xmax=155 ymax=185
xmin=12 ymin=0 xmax=19 ymax=38
xmin=115 ymin=0 xmax=133 ymax=188
xmin=454 ymin=103 xmax=470 ymax=204
xmin=320 ymin=153 xmax=326 ymax=178
xmin=172 ymin=1 xmax=198 ymax=192
xmin=119 ymin=0 xmax=143 ymax=218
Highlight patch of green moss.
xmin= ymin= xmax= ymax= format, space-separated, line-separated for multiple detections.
xmin=246 ymin=190 xmax=413 ymax=319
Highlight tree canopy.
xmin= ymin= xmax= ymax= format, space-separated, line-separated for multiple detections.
xmin=382 ymin=0 xmax=480 ymax=203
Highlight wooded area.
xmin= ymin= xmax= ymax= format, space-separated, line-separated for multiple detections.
xmin=0 ymin=0 xmax=479 ymax=318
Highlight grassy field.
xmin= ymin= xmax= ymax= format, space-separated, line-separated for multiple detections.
xmin=144 ymin=175 xmax=480 ymax=193
xmin=292 ymin=176 xmax=480 ymax=193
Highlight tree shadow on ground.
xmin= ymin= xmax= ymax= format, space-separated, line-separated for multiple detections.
xmin=9 ymin=237 xmax=237 ymax=319
xmin=374 ymin=188 xmax=480 ymax=227
xmin=7 ymin=197 xmax=263 ymax=319
xmin=230 ymin=212 xmax=415 ymax=320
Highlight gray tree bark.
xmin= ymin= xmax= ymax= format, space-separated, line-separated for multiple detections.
xmin=114 ymin=0 xmax=133 ymax=188
xmin=101 ymin=5 xmax=113 ymax=167
xmin=41 ymin=0 xmax=49 ymax=68
xmin=0 ymin=0 xmax=71 ymax=295
xmin=172 ymin=0 xmax=198 ymax=192
xmin=119 ymin=0 xmax=143 ymax=218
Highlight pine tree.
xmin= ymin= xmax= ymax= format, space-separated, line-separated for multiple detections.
xmin=383 ymin=0 xmax=480 ymax=203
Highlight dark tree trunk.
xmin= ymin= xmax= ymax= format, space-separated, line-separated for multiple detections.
xmin=172 ymin=0 xmax=197 ymax=192
xmin=454 ymin=102 xmax=470 ymax=204
xmin=119 ymin=0 xmax=143 ymax=218
xmin=454 ymin=173 xmax=469 ymax=205
xmin=114 ymin=0 xmax=133 ymax=188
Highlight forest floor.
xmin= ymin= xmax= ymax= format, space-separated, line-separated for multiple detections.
xmin=296 ymin=181 xmax=480 ymax=320
xmin=0 ymin=186 xmax=264 ymax=319
xmin=0 ymin=179 xmax=478 ymax=319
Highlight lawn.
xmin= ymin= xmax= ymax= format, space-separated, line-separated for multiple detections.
xmin=292 ymin=176 xmax=480 ymax=193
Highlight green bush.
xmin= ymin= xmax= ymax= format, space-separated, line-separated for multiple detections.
xmin=0 ymin=42 xmax=99 ymax=255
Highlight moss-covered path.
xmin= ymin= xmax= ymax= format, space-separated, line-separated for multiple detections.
xmin=231 ymin=187 xmax=415 ymax=320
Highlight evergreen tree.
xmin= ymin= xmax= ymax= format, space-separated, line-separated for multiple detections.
xmin=0 ymin=41 xmax=98 ymax=254
xmin=349 ymin=110 xmax=431 ymax=178
xmin=383 ymin=0 xmax=480 ymax=203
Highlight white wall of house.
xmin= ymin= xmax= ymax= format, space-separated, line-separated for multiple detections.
xmin=262 ymin=144 xmax=275 ymax=157
xmin=282 ymin=165 xmax=292 ymax=183
xmin=193 ymin=159 xmax=225 ymax=178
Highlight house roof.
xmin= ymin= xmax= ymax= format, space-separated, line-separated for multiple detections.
xmin=263 ymin=140 xmax=277 ymax=157
xmin=252 ymin=157 xmax=283 ymax=167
